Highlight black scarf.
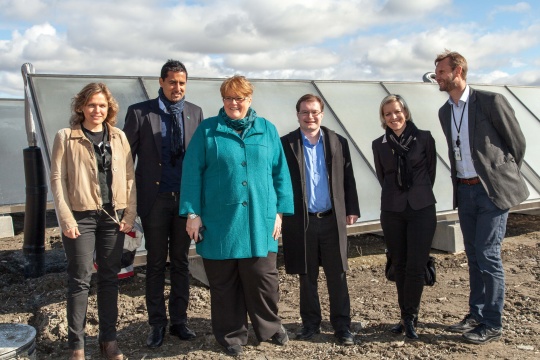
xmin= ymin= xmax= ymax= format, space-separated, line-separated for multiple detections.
xmin=385 ymin=121 xmax=418 ymax=190
xmin=158 ymin=87 xmax=185 ymax=165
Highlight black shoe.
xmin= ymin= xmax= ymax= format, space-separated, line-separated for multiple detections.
xmin=335 ymin=329 xmax=355 ymax=346
xmin=403 ymin=317 xmax=419 ymax=340
xmin=296 ymin=326 xmax=320 ymax=340
xmin=146 ymin=325 xmax=166 ymax=348
xmin=390 ymin=322 xmax=404 ymax=334
xmin=462 ymin=324 xmax=502 ymax=344
xmin=448 ymin=313 xmax=480 ymax=333
xmin=170 ymin=324 xmax=196 ymax=340
xmin=224 ymin=344 xmax=243 ymax=357
xmin=271 ymin=325 xmax=289 ymax=345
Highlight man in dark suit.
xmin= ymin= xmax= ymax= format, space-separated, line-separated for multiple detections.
xmin=281 ymin=94 xmax=360 ymax=346
xmin=123 ymin=59 xmax=203 ymax=348
xmin=435 ymin=50 xmax=528 ymax=344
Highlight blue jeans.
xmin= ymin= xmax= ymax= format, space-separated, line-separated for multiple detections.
xmin=457 ymin=183 xmax=508 ymax=329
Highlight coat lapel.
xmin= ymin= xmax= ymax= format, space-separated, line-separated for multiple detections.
xmin=183 ymin=104 xmax=195 ymax=149
xmin=288 ymin=129 xmax=303 ymax=165
xmin=149 ymin=99 xmax=162 ymax=159
xmin=441 ymin=102 xmax=453 ymax=151
xmin=467 ymin=88 xmax=477 ymax=148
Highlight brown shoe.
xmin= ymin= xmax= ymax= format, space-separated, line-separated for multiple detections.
xmin=99 ymin=340 xmax=123 ymax=360
xmin=68 ymin=349 xmax=85 ymax=360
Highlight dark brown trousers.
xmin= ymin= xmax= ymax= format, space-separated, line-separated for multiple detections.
xmin=203 ymin=253 xmax=282 ymax=347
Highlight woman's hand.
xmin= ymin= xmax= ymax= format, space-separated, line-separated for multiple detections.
xmin=63 ymin=227 xmax=80 ymax=239
xmin=346 ymin=215 xmax=359 ymax=225
xmin=272 ymin=213 xmax=283 ymax=240
xmin=119 ymin=221 xmax=133 ymax=233
xmin=186 ymin=216 xmax=203 ymax=243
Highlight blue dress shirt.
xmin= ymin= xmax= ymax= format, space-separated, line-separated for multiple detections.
xmin=302 ymin=130 xmax=332 ymax=213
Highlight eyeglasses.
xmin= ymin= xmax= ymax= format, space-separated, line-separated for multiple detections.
xmin=223 ymin=97 xmax=249 ymax=103
xmin=298 ymin=110 xmax=322 ymax=117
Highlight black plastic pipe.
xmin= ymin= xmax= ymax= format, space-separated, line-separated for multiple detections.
xmin=23 ymin=146 xmax=47 ymax=278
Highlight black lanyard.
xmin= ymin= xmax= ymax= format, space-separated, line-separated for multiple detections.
xmin=451 ymin=101 xmax=467 ymax=146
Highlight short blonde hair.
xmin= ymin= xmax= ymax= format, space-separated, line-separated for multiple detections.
xmin=220 ymin=75 xmax=254 ymax=98
xmin=379 ymin=94 xmax=412 ymax=129
xmin=70 ymin=82 xmax=119 ymax=127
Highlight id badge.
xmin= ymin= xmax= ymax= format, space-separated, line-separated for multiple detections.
xmin=453 ymin=146 xmax=462 ymax=161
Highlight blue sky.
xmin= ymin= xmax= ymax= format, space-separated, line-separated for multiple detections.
xmin=0 ymin=0 xmax=539 ymax=98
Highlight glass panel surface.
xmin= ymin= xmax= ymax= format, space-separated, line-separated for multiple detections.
xmin=30 ymin=76 xmax=147 ymax=156
xmin=314 ymin=82 xmax=389 ymax=169
xmin=0 ymin=100 xmax=36 ymax=206
xmin=507 ymin=86 xmax=540 ymax=122
xmin=28 ymin=76 xmax=540 ymax=221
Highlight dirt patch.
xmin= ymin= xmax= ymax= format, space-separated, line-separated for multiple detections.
xmin=1 ymin=211 xmax=539 ymax=359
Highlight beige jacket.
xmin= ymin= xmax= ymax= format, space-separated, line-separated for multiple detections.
xmin=50 ymin=123 xmax=137 ymax=231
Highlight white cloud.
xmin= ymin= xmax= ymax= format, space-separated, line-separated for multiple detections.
xmin=0 ymin=0 xmax=48 ymax=21
xmin=223 ymin=48 xmax=340 ymax=72
xmin=0 ymin=0 xmax=539 ymax=97
xmin=489 ymin=1 xmax=531 ymax=19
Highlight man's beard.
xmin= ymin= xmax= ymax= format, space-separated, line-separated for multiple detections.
xmin=438 ymin=75 xmax=456 ymax=93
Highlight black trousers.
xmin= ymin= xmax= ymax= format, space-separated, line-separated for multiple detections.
xmin=141 ymin=192 xmax=191 ymax=327
xmin=203 ymin=253 xmax=282 ymax=347
xmin=300 ymin=215 xmax=351 ymax=332
xmin=381 ymin=203 xmax=436 ymax=319
xmin=63 ymin=205 xmax=125 ymax=350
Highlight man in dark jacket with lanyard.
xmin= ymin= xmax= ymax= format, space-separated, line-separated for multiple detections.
xmin=123 ymin=59 xmax=203 ymax=348
xmin=435 ymin=50 xmax=528 ymax=344
xmin=281 ymin=94 xmax=360 ymax=346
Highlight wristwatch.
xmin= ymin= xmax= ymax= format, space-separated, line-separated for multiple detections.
xmin=188 ymin=213 xmax=199 ymax=220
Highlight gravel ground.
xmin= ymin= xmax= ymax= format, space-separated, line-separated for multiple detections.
xmin=0 ymin=211 xmax=539 ymax=359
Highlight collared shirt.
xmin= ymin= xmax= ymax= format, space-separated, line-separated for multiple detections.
xmin=449 ymin=85 xmax=477 ymax=178
xmin=302 ymin=130 xmax=332 ymax=213
xmin=158 ymin=98 xmax=183 ymax=192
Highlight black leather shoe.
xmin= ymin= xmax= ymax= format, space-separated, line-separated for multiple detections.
xmin=224 ymin=344 xmax=243 ymax=357
xmin=296 ymin=326 xmax=320 ymax=340
xmin=170 ymin=324 xmax=196 ymax=340
xmin=448 ymin=313 xmax=479 ymax=333
xmin=271 ymin=325 xmax=289 ymax=345
xmin=335 ymin=329 xmax=355 ymax=346
xmin=462 ymin=324 xmax=502 ymax=344
xmin=403 ymin=317 xmax=419 ymax=340
xmin=390 ymin=322 xmax=404 ymax=334
xmin=146 ymin=326 xmax=165 ymax=348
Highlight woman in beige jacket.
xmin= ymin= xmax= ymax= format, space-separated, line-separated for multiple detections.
xmin=50 ymin=83 xmax=136 ymax=360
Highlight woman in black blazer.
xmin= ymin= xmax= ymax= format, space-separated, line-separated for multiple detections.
xmin=372 ymin=94 xmax=437 ymax=340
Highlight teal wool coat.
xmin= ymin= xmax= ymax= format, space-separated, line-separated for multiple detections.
xmin=180 ymin=110 xmax=294 ymax=260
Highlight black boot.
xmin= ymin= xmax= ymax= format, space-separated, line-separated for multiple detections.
xmin=390 ymin=321 xmax=404 ymax=334
xmin=403 ymin=315 xmax=419 ymax=340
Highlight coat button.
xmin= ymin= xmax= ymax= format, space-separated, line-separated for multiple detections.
xmin=155 ymin=181 xmax=160 ymax=185
xmin=241 ymin=161 xmax=247 ymax=167
xmin=242 ymin=201 xmax=247 ymax=206
xmin=242 ymin=181 xmax=247 ymax=186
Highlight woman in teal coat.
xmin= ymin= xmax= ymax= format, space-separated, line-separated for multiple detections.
xmin=180 ymin=75 xmax=293 ymax=357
